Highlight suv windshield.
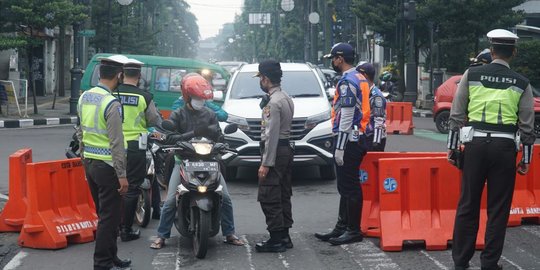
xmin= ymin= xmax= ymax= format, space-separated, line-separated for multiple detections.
xmin=230 ymin=71 xmax=322 ymax=99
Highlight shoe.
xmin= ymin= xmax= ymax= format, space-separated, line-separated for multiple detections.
xmin=113 ymin=257 xmax=131 ymax=268
xmin=109 ymin=266 xmax=131 ymax=270
xmin=314 ymin=228 xmax=345 ymax=241
xmin=120 ymin=228 xmax=140 ymax=242
xmin=328 ymin=230 xmax=364 ymax=245
xmin=255 ymin=241 xmax=286 ymax=253
xmin=481 ymin=265 xmax=502 ymax=270
xmin=454 ymin=263 xmax=470 ymax=270
xmin=261 ymin=236 xmax=293 ymax=249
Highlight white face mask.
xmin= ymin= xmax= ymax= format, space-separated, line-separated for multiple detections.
xmin=190 ymin=98 xmax=205 ymax=110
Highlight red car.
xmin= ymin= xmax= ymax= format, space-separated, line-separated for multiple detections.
xmin=432 ymin=75 xmax=540 ymax=137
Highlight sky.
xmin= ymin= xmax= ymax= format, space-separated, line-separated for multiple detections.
xmin=185 ymin=0 xmax=244 ymax=40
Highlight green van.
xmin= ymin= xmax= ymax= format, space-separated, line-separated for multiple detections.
xmin=81 ymin=53 xmax=230 ymax=118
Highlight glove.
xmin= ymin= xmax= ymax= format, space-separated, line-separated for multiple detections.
xmin=334 ymin=149 xmax=345 ymax=166
xmin=163 ymin=134 xmax=182 ymax=145
xmin=194 ymin=125 xmax=211 ymax=137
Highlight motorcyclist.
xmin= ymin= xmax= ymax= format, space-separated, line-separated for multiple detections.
xmin=150 ymin=73 xmax=244 ymax=249
xmin=469 ymin=48 xmax=492 ymax=66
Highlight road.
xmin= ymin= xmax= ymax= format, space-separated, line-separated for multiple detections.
xmin=1 ymin=118 xmax=539 ymax=270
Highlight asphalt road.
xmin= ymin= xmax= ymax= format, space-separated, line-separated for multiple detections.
xmin=1 ymin=118 xmax=539 ymax=270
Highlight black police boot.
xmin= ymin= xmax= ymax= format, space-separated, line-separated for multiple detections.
xmin=315 ymin=197 xmax=347 ymax=241
xmin=328 ymin=198 xmax=363 ymax=245
xmin=282 ymin=228 xmax=293 ymax=249
xmin=120 ymin=227 xmax=140 ymax=242
xmin=454 ymin=263 xmax=470 ymax=270
xmin=113 ymin=257 xmax=131 ymax=268
xmin=255 ymin=231 xmax=286 ymax=253
xmin=481 ymin=265 xmax=502 ymax=270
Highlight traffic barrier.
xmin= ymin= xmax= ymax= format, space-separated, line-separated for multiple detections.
xmin=359 ymin=152 xmax=447 ymax=237
xmin=508 ymin=148 xmax=540 ymax=226
xmin=386 ymin=102 xmax=414 ymax=135
xmin=0 ymin=149 xmax=32 ymax=232
xmin=377 ymin=157 xmax=486 ymax=251
xmin=18 ymin=158 xmax=98 ymax=249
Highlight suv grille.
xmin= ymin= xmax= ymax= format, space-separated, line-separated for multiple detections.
xmin=243 ymin=118 xmax=310 ymax=141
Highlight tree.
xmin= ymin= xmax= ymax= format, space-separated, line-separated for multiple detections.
xmin=514 ymin=40 xmax=540 ymax=88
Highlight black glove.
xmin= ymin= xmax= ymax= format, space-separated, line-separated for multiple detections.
xmin=194 ymin=125 xmax=211 ymax=137
xmin=163 ymin=134 xmax=183 ymax=145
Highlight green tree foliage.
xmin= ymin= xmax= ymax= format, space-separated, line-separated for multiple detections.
xmin=514 ymin=40 xmax=540 ymax=88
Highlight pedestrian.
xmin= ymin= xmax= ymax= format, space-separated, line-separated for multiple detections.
xmin=253 ymin=60 xmax=295 ymax=253
xmin=315 ymin=43 xmax=370 ymax=245
xmin=447 ymin=29 xmax=535 ymax=270
xmin=150 ymin=73 xmax=244 ymax=249
xmin=76 ymin=55 xmax=132 ymax=270
xmin=356 ymin=62 xmax=387 ymax=151
xmin=116 ymin=58 xmax=162 ymax=242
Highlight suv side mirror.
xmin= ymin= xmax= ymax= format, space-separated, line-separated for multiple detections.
xmin=213 ymin=90 xmax=224 ymax=101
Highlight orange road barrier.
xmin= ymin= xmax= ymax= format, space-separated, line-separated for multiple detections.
xmin=377 ymin=157 xmax=486 ymax=251
xmin=359 ymin=152 xmax=447 ymax=237
xmin=386 ymin=102 xmax=414 ymax=135
xmin=508 ymin=148 xmax=540 ymax=226
xmin=18 ymin=158 xmax=98 ymax=249
xmin=0 ymin=149 xmax=33 ymax=232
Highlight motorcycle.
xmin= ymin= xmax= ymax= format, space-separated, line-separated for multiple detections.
xmin=379 ymin=71 xmax=403 ymax=102
xmin=160 ymin=120 xmax=237 ymax=259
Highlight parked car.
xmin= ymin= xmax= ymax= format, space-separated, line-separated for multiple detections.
xmin=432 ymin=75 xmax=540 ymax=137
xmin=215 ymin=61 xmax=248 ymax=74
xmin=219 ymin=62 xmax=336 ymax=180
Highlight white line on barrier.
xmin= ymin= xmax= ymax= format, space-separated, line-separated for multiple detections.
xmin=501 ymin=256 xmax=525 ymax=270
xmin=420 ymin=250 xmax=449 ymax=270
xmin=3 ymin=251 xmax=27 ymax=270
xmin=241 ymin=235 xmax=255 ymax=270
xmin=0 ymin=193 xmax=8 ymax=200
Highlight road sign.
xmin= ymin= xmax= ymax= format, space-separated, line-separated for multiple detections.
xmin=78 ymin=30 xmax=96 ymax=37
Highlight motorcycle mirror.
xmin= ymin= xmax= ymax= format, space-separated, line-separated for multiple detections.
xmin=223 ymin=124 xmax=238 ymax=134
xmin=161 ymin=120 xmax=176 ymax=131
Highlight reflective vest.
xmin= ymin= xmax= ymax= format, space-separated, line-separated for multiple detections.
xmin=331 ymin=70 xmax=371 ymax=133
xmin=467 ymin=63 xmax=529 ymax=132
xmin=78 ymin=86 xmax=121 ymax=161
xmin=117 ymin=85 xmax=148 ymax=141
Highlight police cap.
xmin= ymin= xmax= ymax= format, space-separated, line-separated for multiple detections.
xmin=97 ymin=54 xmax=129 ymax=67
xmin=356 ymin=62 xmax=376 ymax=81
xmin=253 ymin=59 xmax=282 ymax=78
xmin=487 ymin=29 xmax=519 ymax=46
xmin=323 ymin=43 xmax=355 ymax=59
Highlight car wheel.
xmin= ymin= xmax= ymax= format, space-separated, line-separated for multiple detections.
xmin=435 ymin=110 xmax=450 ymax=134
xmin=319 ymin=164 xmax=336 ymax=180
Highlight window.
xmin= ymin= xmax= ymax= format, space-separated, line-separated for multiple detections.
xmin=90 ymin=64 xmax=151 ymax=92
xmin=155 ymin=68 xmax=188 ymax=92
xmin=230 ymin=70 xmax=322 ymax=99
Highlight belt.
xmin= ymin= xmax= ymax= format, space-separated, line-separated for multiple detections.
xmin=473 ymin=130 xmax=514 ymax=140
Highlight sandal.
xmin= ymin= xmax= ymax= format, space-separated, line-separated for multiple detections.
xmin=150 ymin=237 xmax=165 ymax=249
xmin=224 ymin=235 xmax=245 ymax=246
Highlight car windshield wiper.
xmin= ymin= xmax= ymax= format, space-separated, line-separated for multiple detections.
xmin=291 ymin=93 xmax=320 ymax=98
xmin=238 ymin=95 xmax=264 ymax=99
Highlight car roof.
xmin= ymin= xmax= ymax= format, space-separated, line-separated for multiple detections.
xmin=238 ymin=63 xmax=314 ymax=73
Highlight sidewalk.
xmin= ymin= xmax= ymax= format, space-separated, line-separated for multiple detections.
xmin=0 ymin=94 xmax=77 ymax=128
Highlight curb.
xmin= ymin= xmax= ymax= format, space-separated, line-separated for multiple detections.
xmin=0 ymin=117 xmax=77 ymax=128
xmin=413 ymin=109 xmax=433 ymax=118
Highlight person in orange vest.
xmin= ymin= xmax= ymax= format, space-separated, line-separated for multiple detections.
xmin=315 ymin=43 xmax=370 ymax=245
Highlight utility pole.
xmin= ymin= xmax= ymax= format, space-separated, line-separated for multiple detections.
xmin=69 ymin=0 xmax=83 ymax=115
xmin=403 ymin=0 xmax=417 ymax=104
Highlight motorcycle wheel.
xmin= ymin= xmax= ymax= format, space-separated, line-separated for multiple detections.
xmin=135 ymin=187 xmax=151 ymax=228
xmin=193 ymin=208 xmax=210 ymax=259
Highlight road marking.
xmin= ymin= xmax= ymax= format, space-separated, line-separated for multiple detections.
xmin=420 ymin=250 xmax=449 ymax=270
xmin=0 ymin=193 xmax=8 ymax=200
xmin=522 ymin=226 xmax=540 ymax=238
xmin=501 ymin=255 xmax=525 ymax=270
xmin=278 ymin=253 xmax=290 ymax=268
xmin=151 ymin=237 xmax=179 ymax=270
xmin=341 ymin=241 xmax=399 ymax=269
xmin=3 ymin=251 xmax=27 ymax=270
xmin=175 ymin=239 xmax=181 ymax=270
xmin=241 ymin=235 xmax=255 ymax=270
xmin=414 ymin=128 xmax=448 ymax=142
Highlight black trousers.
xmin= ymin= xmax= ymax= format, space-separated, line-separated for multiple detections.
xmin=83 ymin=159 xmax=122 ymax=270
xmin=258 ymin=145 xmax=294 ymax=232
xmin=335 ymin=138 xmax=367 ymax=199
xmin=122 ymin=141 xmax=146 ymax=229
xmin=366 ymin=136 xmax=386 ymax=152
xmin=452 ymin=138 xmax=517 ymax=269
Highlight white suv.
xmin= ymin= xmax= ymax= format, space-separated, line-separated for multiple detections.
xmin=220 ymin=63 xmax=336 ymax=180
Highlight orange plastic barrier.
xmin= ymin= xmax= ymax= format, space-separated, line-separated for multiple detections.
xmin=359 ymin=152 xmax=447 ymax=237
xmin=377 ymin=157 xmax=486 ymax=251
xmin=386 ymin=102 xmax=414 ymax=135
xmin=0 ymin=149 xmax=33 ymax=232
xmin=18 ymin=158 xmax=98 ymax=249
xmin=508 ymin=148 xmax=540 ymax=226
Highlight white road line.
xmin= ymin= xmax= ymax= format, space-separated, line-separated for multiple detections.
xmin=341 ymin=241 xmax=399 ymax=270
xmin=420 ymin=250 xmax=449 ymax=270
xmin=0 ymin=193 xmax=8 ymax=200
xmin=175 ymin=238 xmax=181 ymax=270
xmin=278 ymin=254 xmax=290 ymax=269
xmin=501 ymin=256 xmax=525 ymax=270
xmin=241 ymin=235 xmax=255 ymax=270
xmin=3 ymin=251 xmax=27 ymax=270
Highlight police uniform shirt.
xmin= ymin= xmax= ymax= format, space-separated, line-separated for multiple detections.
xmin=116 ymin=84 xmax=162 ymax=130
xmin=261 ymin=86 xmax=294 ymax=167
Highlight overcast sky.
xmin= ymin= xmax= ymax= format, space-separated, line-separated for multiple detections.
xmin=185 ymin=0 xmax=244 ymax=39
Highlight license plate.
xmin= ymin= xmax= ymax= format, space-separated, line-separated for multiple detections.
xmin=185 ymin=162 xmax=219 ymax=172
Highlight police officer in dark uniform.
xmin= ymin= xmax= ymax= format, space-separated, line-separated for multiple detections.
xmin=116 ymin=58 xmax=162 ymax=241
xmin=254 ymin=60 xmax=295 ymax=253
xmin=447 ymin=29 xmax=535 ymax=270
xmin=357 ymin=62 xmax=387 ymax=151
xmin=315 ymin=43 xmax=370 ymax=245
xmin=77 ymin=55 xmax=132 ymax=270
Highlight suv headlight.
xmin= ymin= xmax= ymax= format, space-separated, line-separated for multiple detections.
xmin=305 ymin=110 xmax=330 ymax=129
xmin=226 ymin=114 xmax=249 ymax=130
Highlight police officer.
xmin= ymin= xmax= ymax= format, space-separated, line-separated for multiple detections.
xmin=77 ymin=55 xmax=131 ymax=270
xmin=254 ymin=60 xmax=295 ymax=253
xmin=448 ymin=29 xmax=535 ymax=270
xmin=357 ymin=62 xmax=387 ymax=151
xmin=116 ymin=58 xmax=162 ymax=241
xmin=315 ymin=43 xmax=370 ymax=245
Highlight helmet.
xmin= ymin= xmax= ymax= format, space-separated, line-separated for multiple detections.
xmin=470 ymin=48 xmax=492 ymax=67
xmin=380 ymin=71 xmax=392 ymax=81
xmin=181 ymin=73 xmax=213 ymax=102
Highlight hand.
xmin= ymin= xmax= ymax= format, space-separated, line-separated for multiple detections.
xmin=517 ymin=161 xmax=529 ymax=175
xmin=117 ymin=177 xmax=129 ymax=195
xmin=447 ymin=150 xmax=456 ymax=165
xmin=334 ymin=149 xmax=345 ymax=166
xmin=164 ymin=134 xmax=182 ymax=145
xmin=258 ymin=165 xmax=269 ymax=181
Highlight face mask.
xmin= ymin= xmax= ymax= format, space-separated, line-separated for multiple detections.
xmin=259 ymin=95 xmax=270 ymax=109
xmin=331 ymin=61 xmax=340 ymax=73
xmin=190 ymin=98 xmax=205 ymax=111
xmin=259 ymin=79 xmax=268 ymax=93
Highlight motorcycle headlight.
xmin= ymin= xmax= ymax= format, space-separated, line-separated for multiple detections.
xmin=192 ymin=142 xmax=212 ymax=155
xmin=197 ymin=185 xmax=208 ymax=193
xmin=305 ymin=110 xmax=331 ymax=129
xmin=226 ymin=114 xmax=249 ymax=130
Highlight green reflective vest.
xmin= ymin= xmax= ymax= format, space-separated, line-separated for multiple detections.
xmin=78 ymin=86 xmax=120 ymax=161
xmin=117 ymin=86 xmax=148 ymax=141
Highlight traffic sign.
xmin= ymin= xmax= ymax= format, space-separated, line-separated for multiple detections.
xmin=78 ymin=30 xmax=96 ymax=37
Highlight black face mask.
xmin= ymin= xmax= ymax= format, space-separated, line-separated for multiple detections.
xmin=331 ymin=61 xmax=341 ymax=73
xmin=259 ymin=94 xmax=270 ymax=109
